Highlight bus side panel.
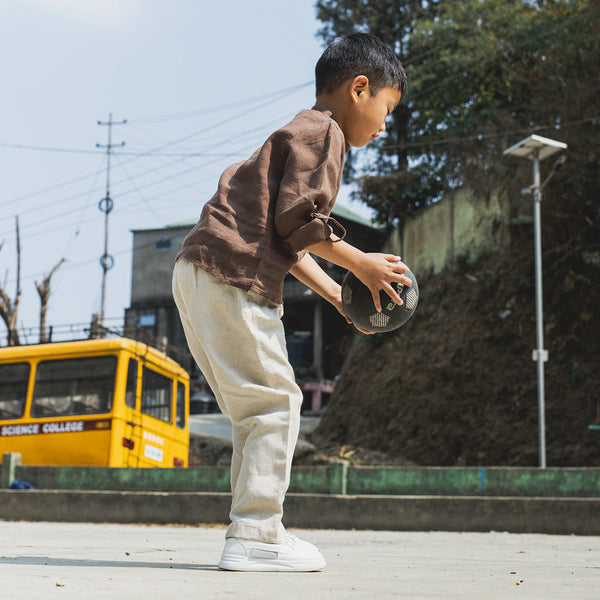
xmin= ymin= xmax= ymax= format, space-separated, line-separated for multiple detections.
xmin=129 ymin=415 xmax=186 ymax=468
xmin=0 ymin=424 xmax=112 ymax=466
xmin=107 ymin=417 xmax=127 ymax=468
xmin=169 ymin=431 xmax=189 ymax=468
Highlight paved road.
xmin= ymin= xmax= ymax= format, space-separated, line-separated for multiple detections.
xmin=1 ymin=522 xmax=598 ymax=599
xmin=188 ymin=413 xmax=235 ymax=441
xmin=189 ymin=413 xmax=320 ymax=443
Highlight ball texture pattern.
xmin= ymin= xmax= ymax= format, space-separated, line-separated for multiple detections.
xmin=341 ymin=267 xmax=419 ymax=333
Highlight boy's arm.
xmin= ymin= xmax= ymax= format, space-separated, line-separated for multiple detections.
xmin=289 ymin=253 xmax=373 ymax=334
xmin=289 ymin=253 xmax=340 ymax=307
xmin=305 ymin=236 xmax=411 ymax=312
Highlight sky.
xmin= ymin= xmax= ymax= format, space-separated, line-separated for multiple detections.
xmin=0 ymin=0 xmax=372 ymax=342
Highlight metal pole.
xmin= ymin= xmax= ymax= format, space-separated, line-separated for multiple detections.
xmin=313 ymin=300 xmax=323 ymax=380
xmin=532 ymin=153 xmax=547 ymax=468
xmin=100 ymin=113 xmax=113 ymax=324
xmin=96 ymin=114 xmax=125 ymax=327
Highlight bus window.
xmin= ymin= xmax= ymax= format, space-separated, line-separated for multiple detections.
xmin=125 ymin=358 xmax=138 ymax=409
xmin=141 ymin=367 xmax=172 ymax=423
xmin=0 ymin=363 xmax=30 ymax=420
xmin=176 ymin=381 xmax=186 ymax=429
xmin=31 ymin=356 xmax=117 ymax=418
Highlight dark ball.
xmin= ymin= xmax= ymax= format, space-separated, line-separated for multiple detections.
xmin=341 ymin=267 xmax=419 ymax=333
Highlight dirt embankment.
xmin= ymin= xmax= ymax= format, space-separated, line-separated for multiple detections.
xmin=311 ymin=237 xmax=600 ymax=467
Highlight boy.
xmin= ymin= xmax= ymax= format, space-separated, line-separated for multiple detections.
xmin=173 ymin=33 xmax=409 ymax=571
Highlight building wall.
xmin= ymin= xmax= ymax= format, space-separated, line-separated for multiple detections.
xmin=125 ymin=225 xmax=191 ymax=370
xmin=130 ymin=226 xmax=189 ymax=304
xmin=387 ymin=188 xmax=510 ymax=274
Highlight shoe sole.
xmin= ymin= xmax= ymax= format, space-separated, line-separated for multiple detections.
xmin=218 ymin=555 xmax=326 ymax=572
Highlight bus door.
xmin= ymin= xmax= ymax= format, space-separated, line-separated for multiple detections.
xmin=138 ymin=364 xmax=174 ymax=467
xmin=122 ymin=357 xmax=142 ymax=467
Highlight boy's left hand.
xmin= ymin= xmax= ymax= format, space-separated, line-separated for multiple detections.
xmin=331 ymin=289 xmax=375 ymax=335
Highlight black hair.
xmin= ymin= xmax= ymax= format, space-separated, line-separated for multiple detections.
xmin=315 ymin=33 xmax=407 ymax=99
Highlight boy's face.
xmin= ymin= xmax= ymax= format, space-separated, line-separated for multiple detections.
xmin=343 ymin=81 xmax=402 ymax=148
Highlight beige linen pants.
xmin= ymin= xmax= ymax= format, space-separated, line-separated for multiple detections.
xmin=172 ymin=259 xmax=303 ymax=543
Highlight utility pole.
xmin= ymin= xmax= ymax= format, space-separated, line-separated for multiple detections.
xmin=96 ymin=113 xmax=126 ymax=326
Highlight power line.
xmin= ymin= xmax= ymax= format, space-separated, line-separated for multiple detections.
xmin=2 ymin=109 xmax=591 ymax=244
xmin=0 ymin=82 xmax=309 ymax=212
xmin=112 ymin=153 xmax=162 ymax=225
xmin=0 ymin=142 xmax=103 ymax=155
xmin=59 ymin=156 xmax=107 ymax=263
xmin=11 ymin=232 xmax=181 ymax=286
xmin=128 ymin=81 xmax=312 ymax=124
xmin=0 ymin=142 xmax=280 ymax=158
xmin=0 ymin=166 xmax=106 ymax=210
xmin=0 ymin=110 xmax=288 ymax=226
xmin=0 ymin=111 xmax=295 ymax=237
xmin=381 ymin=116 xmax=599 ymax=151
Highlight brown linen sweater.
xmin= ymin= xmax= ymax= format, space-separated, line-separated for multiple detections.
xmin=176 ymin=106 xmax=346 ymax=304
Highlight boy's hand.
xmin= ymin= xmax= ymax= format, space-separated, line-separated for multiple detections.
xmin=304 ymin=238 xmax=412 ymax=316
xmin=290 ymin=253 xmax=372 ymax=334
xmin=330 ymin=288 xmax=375 ymax=335
xmin=354 ymin=254 xmax=412 ymax=312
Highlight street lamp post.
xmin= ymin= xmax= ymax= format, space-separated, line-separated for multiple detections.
xmin=503 ymin=134 xmax=567 ymax=468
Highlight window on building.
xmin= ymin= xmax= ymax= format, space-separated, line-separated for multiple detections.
xmin=155 ymin=239 xmax=172 ymax=251
xmin=139 ymin=314 xmax=156 ymax=327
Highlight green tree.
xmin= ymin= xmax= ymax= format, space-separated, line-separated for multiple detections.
xmin=316 ymin=0 xmax=444 ymax=225
xmin=316 ymin=0 xmax=600 ymax=248
xmin=409 ymin=0 xmax=600 ymax=249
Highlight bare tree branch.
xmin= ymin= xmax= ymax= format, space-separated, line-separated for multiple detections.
xmin=35 ymin=258 xmax=66 ymax=344
xmin=0 ymin=217 xmax=21 ymax=345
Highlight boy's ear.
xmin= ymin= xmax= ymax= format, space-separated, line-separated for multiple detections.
xmin=350 ymin=75 xmax=370 ymax=103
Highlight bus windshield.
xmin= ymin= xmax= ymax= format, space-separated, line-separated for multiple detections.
xmin=31 ymin=356 xmax=117 ymax=418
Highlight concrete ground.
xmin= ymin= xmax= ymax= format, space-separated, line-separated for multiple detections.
xmin=0 ymin=522 xmax=598 ymax=599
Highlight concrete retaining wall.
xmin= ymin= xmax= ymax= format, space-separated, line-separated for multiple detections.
xmin=386 ymin=188 xmax=511 ymax=275
xmin=3 ymin=457 xmax=599 ymax=535
xmin=1 ymin=490 xmax=599 ymax=536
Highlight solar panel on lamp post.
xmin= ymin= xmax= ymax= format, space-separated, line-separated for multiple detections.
xmin=503 ymin=134 xmax=567 ymax=468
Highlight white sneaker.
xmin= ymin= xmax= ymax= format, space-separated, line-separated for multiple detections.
xmin=218 ymin=534 xmax=326 ymax=572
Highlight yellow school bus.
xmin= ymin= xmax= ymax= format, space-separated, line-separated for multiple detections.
xmin=0 ymin=337 xmax=189 ymax=467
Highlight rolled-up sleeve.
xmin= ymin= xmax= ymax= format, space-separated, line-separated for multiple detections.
xmin=274 ymin=123 xmax=345 ymax=253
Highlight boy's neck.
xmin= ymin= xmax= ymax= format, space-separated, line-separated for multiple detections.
xmin=314 ymin=90 xmax=350 ymax=132
xmin=315 ymin=93 xmax=343 ymax=120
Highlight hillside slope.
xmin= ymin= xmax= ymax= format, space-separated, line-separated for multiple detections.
xmin=313 ymin=237 xmax=600 ymax=467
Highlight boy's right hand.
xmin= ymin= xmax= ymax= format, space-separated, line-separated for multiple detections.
xmin=353 ymin=253 xmax=412 ymax=312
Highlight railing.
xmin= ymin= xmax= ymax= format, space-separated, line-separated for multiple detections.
xmin=3 ymin=453 xmax=600 ymax=498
